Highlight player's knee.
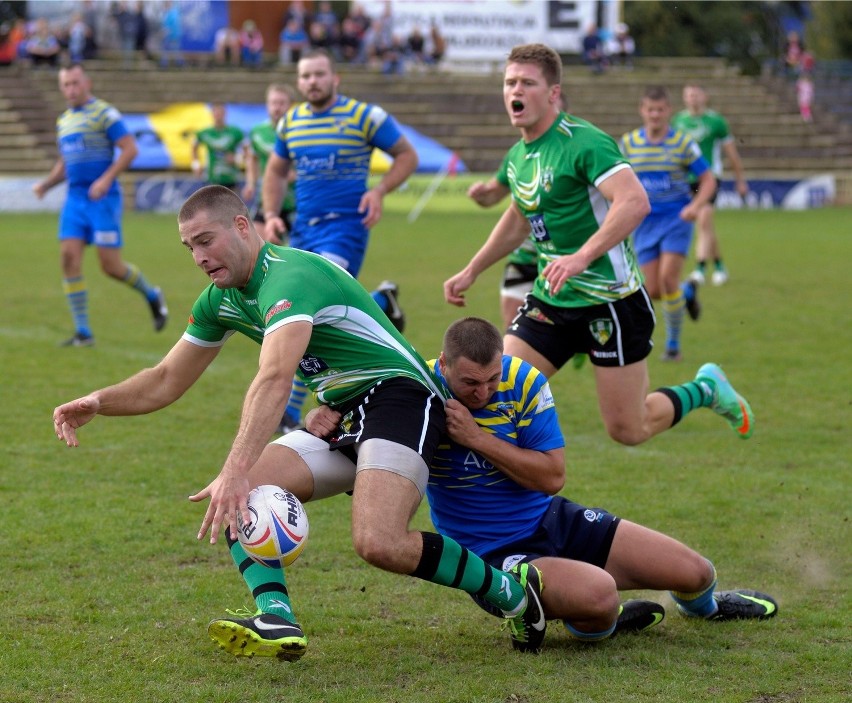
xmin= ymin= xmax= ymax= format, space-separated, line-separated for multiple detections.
xmin=606 ymin=421 xmax=647 ymax=446
xmin=352 ymin=528 xmax=403 ymax=572
xmin=684 ymin=553 xmax=716 ymax=593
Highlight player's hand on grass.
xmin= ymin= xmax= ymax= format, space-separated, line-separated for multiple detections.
xmin=53 ymin=395 xmax=101 ymax=447
xmin=189 ymin=469 xmax=251 ymax=544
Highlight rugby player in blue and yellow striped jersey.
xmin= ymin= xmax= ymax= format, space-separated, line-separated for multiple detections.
xmin=33 ymin=64 xmax=167 ymax=347
xmin=261 ymin=48 xmax=416 ymax=432
xmin=620 ymin=85 xmax=716 ymax=361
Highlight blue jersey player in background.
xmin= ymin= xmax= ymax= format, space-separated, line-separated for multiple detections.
xmin=33 ymin=64 xmax=167 ymax=347
xmin=620 ymin=85 xmax=717 ymax=362
xmin=424 ymin=317 xmax=777 ymax=649
xmin=262 ymin=48 xmax=417 ymax=432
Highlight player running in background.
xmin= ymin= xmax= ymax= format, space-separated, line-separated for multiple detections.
xmin=191 ymin=102 xmax=244 ymax=192
xmin=242 ymin=83 xmax=297 ymax=237
xmin=53 ymin=185 xmax=545 ymax=661
xmin=620 ymin=85 xmax=717 ymax=361
xmin=444 ymin=43 xmax=753 ymax=447
xmin=672 ymin=83 xmax=749 ymax=286
xmin=33 ymin=63 xmax=167 ymax=347
xmin=262 ymin=48 xmax=415 ymax=432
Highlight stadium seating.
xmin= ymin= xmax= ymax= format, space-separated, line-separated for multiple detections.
xmin=1 ymin=56 xmax=850 ymax=187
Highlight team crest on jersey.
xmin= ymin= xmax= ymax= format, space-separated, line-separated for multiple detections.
xmin=495 ymin=402 xmax=516 ymax=421
xmin=589 ymin=319 xmax=613 ymax=345
xmin=265 ymin=299 xmax=292 ymax=323
xmin=540 ymin=165 xmax=554 ymax=193
xmin=525 ymin=307 xmax=554 ymax=325
xmin=299 ymin=354 xmax=328 ymax=376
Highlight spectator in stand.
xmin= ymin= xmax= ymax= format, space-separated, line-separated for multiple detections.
xmin=66 ymin=13 xmax=91 ymax=63
xmin=429 ymin=19 xmax=446 ymax=65
xmin=783 ymin=30 xmax=804 ymax=79
xmin=0 ymin=19 xmax=27 ymax=66
xmin=133 ymin=1 xmax=151 ymax=61
xmin=283 ymin=0 xmax=310 ymax=30
xmin=25 ymin=18 xmax=61 ymax=68
xmin=338 ymin=17 xmax=363 ymax=64
xmin=111 ymin=1 xmax=139 ymax=67
xmin=308 ymin=19 xmax=335 ymax=54
xmin=239 ymin=19 xmax=264 ymax=68
xmin=279 ymin=16 xmax=309 ymax=66
xmin=159 ymin=0 xmax=184 ymax=69
xmin=406 ymin=25 xmax=427 ymax=67
xmin=796 ymin=72 xmax=814 ymax=123
xmin=214 ymin=25 xmax=240 ymax=66
xmin=313 ymin=2 xmax=340 ymax=44
xmin=80 ymin=0 xmax=100 ymax=58
xmin=581 ymin=24 xmax=607 ymax=74
xmin=607 ymin=22 xmax=635 ymax=69
xmin=380 ymin=34 xmax=406 ymax=75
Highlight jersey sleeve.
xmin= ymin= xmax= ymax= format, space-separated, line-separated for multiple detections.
xmin=514 ymin=360 xmax=565 ymax=452
xmin=578 ymin=128 xmax=631 ymax=187
xmin=103 ymin=106 xmax=129 ymax=143
xmin=182 ymin=286 xmax=233 ymax=347
xmin=274 ymin=111 xmax=290 ymax=159
xmin=684 ymin=137 xmax=710 ymax=178
xmin=365 ymin=105 xmax=404 ymax=152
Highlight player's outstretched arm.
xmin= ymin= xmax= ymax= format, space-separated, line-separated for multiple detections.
xmin=53 ymin=339 xmax=220 ymax=447
xmin=468 ymin=178 xmax=510 ymax=208
xmin=444 ymin=203 xmax=530 ymax=306
xmin=191 ymin=321 xmax=311 ymax=544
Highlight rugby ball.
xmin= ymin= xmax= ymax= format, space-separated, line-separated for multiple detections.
xmin=237 ymin=485 xmax=309 ymax=568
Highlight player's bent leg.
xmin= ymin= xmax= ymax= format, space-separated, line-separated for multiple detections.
xmin=604 ymin=520 xmax=713 ymax=594
xmin=535 ymin=556 xmax=620 ymax=637
xmin=350 ymin=451 xmax=426 ymax=573
xmin=594 ymin=362 xmax=665 ymax=445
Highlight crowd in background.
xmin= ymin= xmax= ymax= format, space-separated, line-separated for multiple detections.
xmin=0 ymin=0 xmax=445 ymax=75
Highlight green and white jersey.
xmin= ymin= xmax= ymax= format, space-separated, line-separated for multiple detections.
xmin=249 ymin=120 xmax=296 ymax=212
xmin=183 ymin=244 xmax=444 ymax=407
xmin=195 ymin=125 xmax=244 ymax=185
xmin=496 ymin=113 xmax=643 ymax=308
xmin=507 ymin=238 xmax=537 ymax=267
xmin=671 ymin=109 xmax=732 ymax=177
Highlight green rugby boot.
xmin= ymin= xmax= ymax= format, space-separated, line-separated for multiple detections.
xmin=695 ymin=363 xmax=754 ymax=439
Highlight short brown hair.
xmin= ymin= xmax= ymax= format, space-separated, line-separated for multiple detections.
xmin=443 ymin=317 xmax=503 ymax=366
xmin=507 ymin=43 xmax=563 ymax=86
xmin=643 ymin=85 xmax=670 ymax=103
xmin=178 ymin=185 xmax=248 ymax=224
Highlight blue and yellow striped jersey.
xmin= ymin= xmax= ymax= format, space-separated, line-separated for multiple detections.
xmin=426 ymin=356 xmax=564 ymax=556
xmin=57 ymin=97 xmax=129 ymax=191
xmin=273 ymin=95 xmax=403 ymax=221
xmin=619 ymin=127 xmax=708 ymax=213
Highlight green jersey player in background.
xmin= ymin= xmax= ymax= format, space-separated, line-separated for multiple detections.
xmin=672 ymin=83 xmax=749 ymax=286
xmin=242 ymin=83 xmax=297 ymax=237
xmin=445 ymin=43 xmax=754 ymax=447
xmin=191 ymin=103 xmax=244 ymax=191
xmin=53 ymin=185 xmax=547 ymax=660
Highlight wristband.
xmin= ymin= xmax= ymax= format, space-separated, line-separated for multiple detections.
xmin=264 ymin=211 xmax=278 ymax=221
xmin=191 ymin=159 xmax=200 ymax=171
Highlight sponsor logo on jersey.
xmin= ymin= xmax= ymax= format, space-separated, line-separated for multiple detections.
xmin=265 ymin=299 xmax=293 ymax=323
xmin=584 ymin=509 xmax=603 ymax=523
xmin=540 ymin=165 xmax=554 ymax=192
xmin=299 ymin=354 xmax=328 ymax=376
xmin=589 ymin=319 xmax=613 ymax=345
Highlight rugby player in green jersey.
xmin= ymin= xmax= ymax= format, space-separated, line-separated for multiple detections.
xmin=242 ymin=83 xmax=297 ymax=235
xmin=672 ymin=83 xmax=749 ymax=286
xmin=445 ymin=43 xmax=754 ymax=447
xmin=191 ymin=102 xmax=244 ymax=192
xmin=53 ymin=185 xmax=546 ymax=659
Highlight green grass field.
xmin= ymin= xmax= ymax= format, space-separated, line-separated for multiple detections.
xmin=1 ymin=181 xmax=850 ymax=703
